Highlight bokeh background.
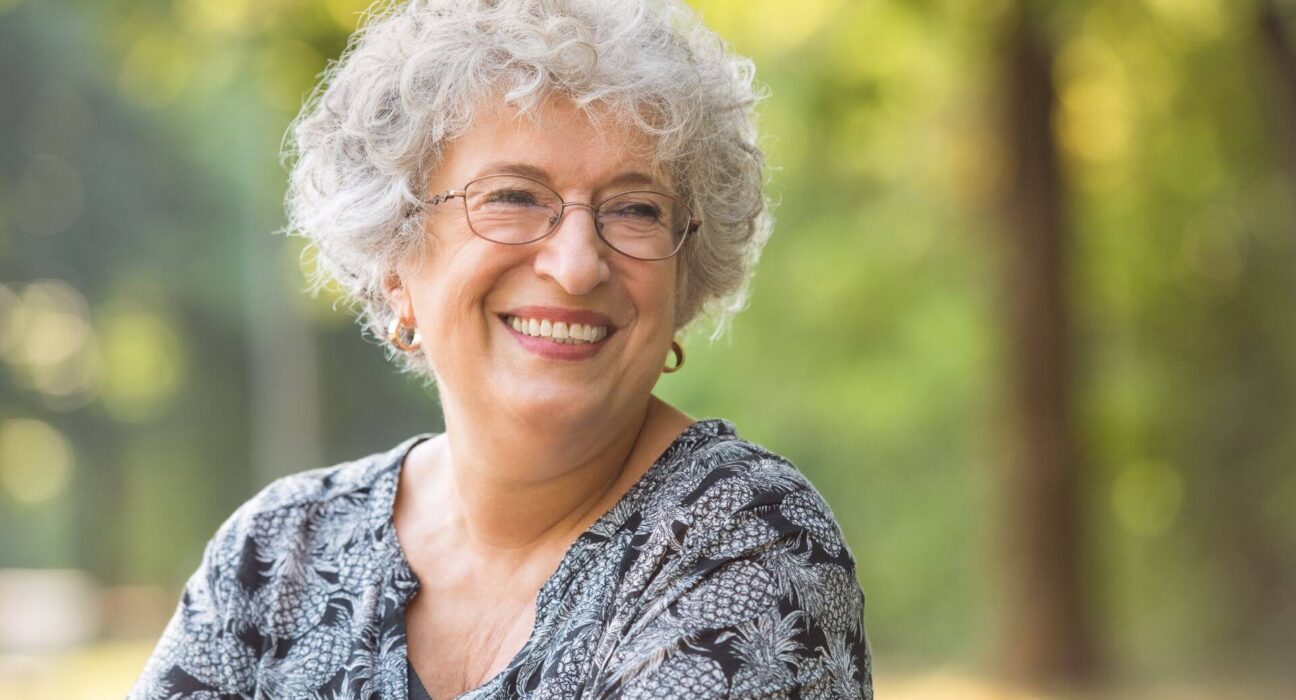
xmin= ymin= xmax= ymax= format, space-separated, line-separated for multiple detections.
xmin=2 ymin=0 xmax=1295 ymax=697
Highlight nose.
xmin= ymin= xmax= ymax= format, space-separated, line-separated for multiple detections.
xmin=532 ymin=203 xmax=609 ymax=295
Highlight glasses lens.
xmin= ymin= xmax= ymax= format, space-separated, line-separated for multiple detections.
xmin=597 ymin=191 xmax=689 ymax=260
xmin=463 ymin=175 xmax=562 ymax=244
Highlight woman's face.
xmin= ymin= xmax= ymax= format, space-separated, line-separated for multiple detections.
xmin=386 ymin=97 xmax=679 ymax=431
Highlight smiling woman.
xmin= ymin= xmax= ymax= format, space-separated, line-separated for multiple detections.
xmin=129 ymin=1 xmax=872 ymax=699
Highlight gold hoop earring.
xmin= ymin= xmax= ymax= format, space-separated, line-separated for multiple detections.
xmin=662 ymin=339 xmax=684 ymax=373
xmin=387 ymin=317 xmax=422 ymax=352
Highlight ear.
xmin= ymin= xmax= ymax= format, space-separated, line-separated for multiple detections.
xmin=382 ymin=270 xmax=414 ymax=321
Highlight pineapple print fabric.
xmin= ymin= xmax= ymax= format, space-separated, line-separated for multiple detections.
xmin=131 ymin=419 xmax=873 ymax=699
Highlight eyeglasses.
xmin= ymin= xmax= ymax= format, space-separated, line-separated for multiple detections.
xmin=422 ymin=174 xmax=699 ymax=261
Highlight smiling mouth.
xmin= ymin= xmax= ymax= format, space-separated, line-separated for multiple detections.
xmin=498 ymin=314 xmax=615 ymax=345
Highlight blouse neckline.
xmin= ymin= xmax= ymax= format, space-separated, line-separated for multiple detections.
xmin=382 ymin=417 xmax=734 ymax=699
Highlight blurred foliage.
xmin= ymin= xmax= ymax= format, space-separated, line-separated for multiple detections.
xmin=1 ymin=0 xmax=1294 ymax=693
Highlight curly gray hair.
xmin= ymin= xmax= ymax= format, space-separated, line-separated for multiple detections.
xmin=283 ymin=0 xmax=771 ymax=378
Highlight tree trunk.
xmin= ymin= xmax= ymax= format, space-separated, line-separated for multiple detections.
xmin=1258 ymin=1 xmax=1296 ymax=178
xmin=995 ymin=1 xmax=1096 ymax=686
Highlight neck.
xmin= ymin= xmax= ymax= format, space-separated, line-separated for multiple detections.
xmin=428 ymin=393 xmax=666 ymax=557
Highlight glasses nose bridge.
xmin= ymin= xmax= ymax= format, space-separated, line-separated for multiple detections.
xmin=558 ymin=200 xmax=599 ymax=215
xmin=548 ymin=199 xmax=602 ymax=232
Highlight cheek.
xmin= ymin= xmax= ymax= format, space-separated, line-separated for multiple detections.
xmin=654 ymin=264 xmax=681 ymax=324
xmin=410 ymin=243 xmax=502 ymax=325
xmin=630 ymin=268 xmax=680 ymax=342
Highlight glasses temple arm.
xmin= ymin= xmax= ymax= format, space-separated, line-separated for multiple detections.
xmin=426 ymin=190 xmax=467 ymax=206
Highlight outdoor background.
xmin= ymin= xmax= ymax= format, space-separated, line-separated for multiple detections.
xmin=2 ymin=0 xmax=1295 ymax=698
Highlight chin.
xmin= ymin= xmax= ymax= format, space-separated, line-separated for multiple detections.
xmin=499 ymin=379 xmax=609 ymax=427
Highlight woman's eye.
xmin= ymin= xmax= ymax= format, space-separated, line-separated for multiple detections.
xmin=485 ymin=189 xmax=540 ymax=206
xmin=608 ymin=203 xmax=661 ymax=220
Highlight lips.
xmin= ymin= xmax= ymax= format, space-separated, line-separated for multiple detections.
xmin=499 ymin=315 xmax=613 ymax=361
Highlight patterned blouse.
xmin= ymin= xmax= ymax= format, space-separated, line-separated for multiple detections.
xmin=131 ymin=419 xmax=873 ymax=699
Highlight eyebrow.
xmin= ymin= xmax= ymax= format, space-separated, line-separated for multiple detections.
xmin=470 ymin=162 xmax=659 ymax=191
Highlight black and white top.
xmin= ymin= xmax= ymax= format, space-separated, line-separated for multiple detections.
xmin=131 ymin=419 xmax=873 ymax=699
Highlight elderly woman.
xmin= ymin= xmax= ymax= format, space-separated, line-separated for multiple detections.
xmin=132 ymin=1 xmax=871 ymax=698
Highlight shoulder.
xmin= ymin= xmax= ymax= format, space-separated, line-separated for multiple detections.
xmin=252 ymin=433 xmax=429 ymax=510
xmin=646 ymin=419 xmax=853 ymax=560
xmin=632 ymin=419 xmax=862 ymax=630
xmin=130 ymin=435 xmax=432 ymax=698
xmin=599 ymin=422 xmax=872 ymax=698
xmin=203 ymin=433 xmax=432 ymax=582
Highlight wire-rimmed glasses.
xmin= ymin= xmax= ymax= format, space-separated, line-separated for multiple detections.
xmin=422 ymin=174 xmax=699 ymax=261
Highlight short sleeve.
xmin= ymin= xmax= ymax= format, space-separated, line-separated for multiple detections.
xmin=595 ymin=480 xmax=873 ymax=700
xmin=129 ymin=511 xmax=260 ymax=699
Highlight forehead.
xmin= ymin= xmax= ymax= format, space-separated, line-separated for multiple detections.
xmin=435 ymin=96 xmax=665 ymax=189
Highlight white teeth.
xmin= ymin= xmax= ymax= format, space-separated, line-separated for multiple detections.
xmin=505 ymin=315 xmax=609 ymax=344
